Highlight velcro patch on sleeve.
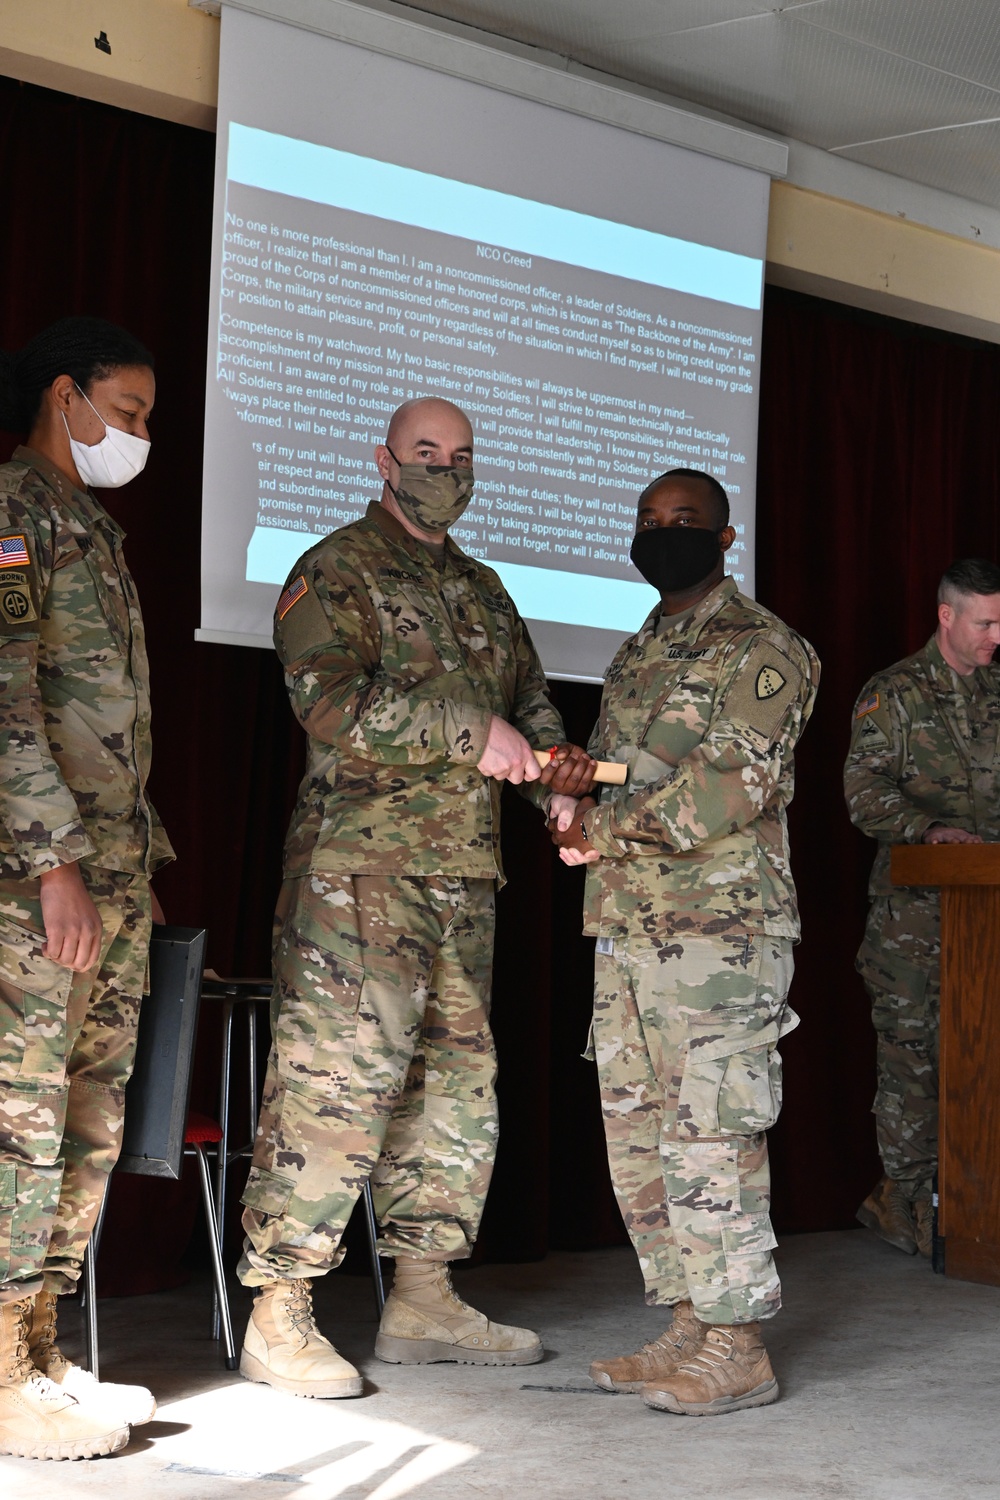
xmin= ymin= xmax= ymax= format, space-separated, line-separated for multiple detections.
xmin=0 ymin=573 xmax=37 ymax=625
xmin=851 ymin=704 xmax=892 ymax=753
xmin=724 ymin=639 xmax=803 ymax=740
xmin=277 ymin=576 xmax=308 ymax=619
xmin=855 ymin=692 xmax=879 ymax=718
xmin=0 ymin=534 xmax=30 ymax=569
xmin=274 ymin=571 xmax=334 ymax=665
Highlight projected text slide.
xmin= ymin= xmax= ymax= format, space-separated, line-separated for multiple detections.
xmin=217 ymin=126 xmax=760 ymax=632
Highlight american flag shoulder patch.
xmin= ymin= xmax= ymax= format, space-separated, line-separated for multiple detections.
xmin=277 ymin=575 xmax=308 ymax=619
xmin=855 ymin=692 xmax=879 ymax=719
xmin=0 ymin=535 xmax=30 ymax=568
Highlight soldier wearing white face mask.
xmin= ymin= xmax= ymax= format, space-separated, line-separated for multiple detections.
xmin=0 ymin=318 xmax=173 ymax=1460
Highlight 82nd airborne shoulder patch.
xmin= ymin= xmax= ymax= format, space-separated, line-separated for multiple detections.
xmin=0 ymin=532 xmax=36 ymax=626
xmin=0 ymin=572 xmax=35 ymax=625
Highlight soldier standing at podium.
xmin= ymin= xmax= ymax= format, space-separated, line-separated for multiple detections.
xmin=844 ymin=558 xmax=1000 ymax=1258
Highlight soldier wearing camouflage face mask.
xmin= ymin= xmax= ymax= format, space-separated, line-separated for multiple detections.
xmin=237 ymin=396 xmax=594 ymax=1398
xmin=550 ymin=468 xmax=819 ymax=1418
xmin=845 ymin=557 xmax=1000 ymax=1260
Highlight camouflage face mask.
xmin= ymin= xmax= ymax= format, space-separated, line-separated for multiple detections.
xmin=385 ymin=446 xmax=475 ymax=533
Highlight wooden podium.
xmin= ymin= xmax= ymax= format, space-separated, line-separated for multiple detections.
xmin=891 ymin=844 xmax=1000 ymax=1286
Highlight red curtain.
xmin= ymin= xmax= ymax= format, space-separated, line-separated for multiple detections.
xmin=755 ymin=289 xmax=1000 ymax=1229
xmin=3 ymin=77 xmax=1000 ymax=1281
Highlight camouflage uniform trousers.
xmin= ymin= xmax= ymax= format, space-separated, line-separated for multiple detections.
xmin=239 ymin=872 xmax=498 ymax=1285
xmin=0 ymin=866 xmax=151 ymax=1302
xmin=593 ymin=932 xmax=797 ymax=1325
xmin=859 ymin=899 xmax=939 ymax=1205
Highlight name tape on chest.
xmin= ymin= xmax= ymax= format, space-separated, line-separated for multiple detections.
xmin=666 ymin=645 xmax=716 ymax=662
xmin=378 ymin=567 xmax=423 ymax=584
xmin=481 ymin=593 xmax=513 ymax=615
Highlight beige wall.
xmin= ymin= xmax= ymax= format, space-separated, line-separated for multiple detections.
xmin=0 ymin=0 xmax=219 ymax=130
xmin=3 ymin=0 xmax=998 ymax=342
xmin=767 ymin=181 xmax=1000 ymax=345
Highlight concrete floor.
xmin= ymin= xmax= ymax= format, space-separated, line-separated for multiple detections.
xmin=2 ymin=1229 xmax=999 ymax=1500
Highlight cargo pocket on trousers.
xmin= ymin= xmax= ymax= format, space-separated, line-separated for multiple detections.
xmin=242 ymin=1165 xmax=295 ymax=1223
xmin=272 ymin=929 xmax=364 ymax=1097
xmin=0 ymin=916 xmax=74 ymax=1084
xmin=0 ymin=1162 xmax=15 ymax=1281
xmin=721 ymin=1214 xmax=779 ymax=1296
xmin=678 ymin=1020 xmax=782 ymax=1137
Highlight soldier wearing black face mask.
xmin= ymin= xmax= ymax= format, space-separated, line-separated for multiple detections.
xmin=548 ymin=468 xmax=820 ymax=1418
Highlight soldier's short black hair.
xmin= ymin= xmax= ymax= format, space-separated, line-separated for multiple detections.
xmin=938 ymin=558 xmax=1000 ymax=607
xmin=0 ymin=317 xmax=154 ymax=431
xmin=639 ymin=467 xmax=730 ymax=527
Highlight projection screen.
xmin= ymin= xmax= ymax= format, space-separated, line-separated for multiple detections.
xmin=198 ymin=3 xmax=775 ymax=681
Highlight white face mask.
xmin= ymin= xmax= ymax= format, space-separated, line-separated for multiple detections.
xmin=62 ymin=386 xmax=150 ymax=489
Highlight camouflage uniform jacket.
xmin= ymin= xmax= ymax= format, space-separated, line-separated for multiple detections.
xmin=0 ymin=448 xmax=173 ymax=878
xmin=844 ymin=636 xmax=1000 ymax=972
xmin=583 ymin=577 xmax=819 ymax=942
xmin=274 ymin=500 xmax=564 ymax=879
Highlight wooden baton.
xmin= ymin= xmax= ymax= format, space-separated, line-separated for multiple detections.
xmin=533 ymin=748 xmax=627 ymax=785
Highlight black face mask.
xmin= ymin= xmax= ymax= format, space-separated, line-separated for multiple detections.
xmin=630 ymin=526 xmax=722 ymax=595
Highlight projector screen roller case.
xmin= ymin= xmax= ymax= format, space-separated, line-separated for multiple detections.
xmin=200 ymin=6 xmax=770 ymax=681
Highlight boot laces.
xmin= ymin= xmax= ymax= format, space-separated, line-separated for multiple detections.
xmin=282 ymin=1282 xmax=319 ymax=1338
xmin=31 ymin=1293 xmax=69 ymax=1373
xmin=678 ymin=1327 xmax=735 ymax=1375
xmin=6 ymin=1303 xmax=38 ymax=1385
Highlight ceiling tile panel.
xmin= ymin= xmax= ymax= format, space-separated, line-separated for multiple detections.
xmin=396 ymin=0 xmax=821 ymax=54
xmin=385 ymin=0 xmax=1000 ymax=207
xmin=839 ymin=120 xmax=1000 ymax=210
xmin=592 ymin=12 xmax=1000 ymax=148
xmin=801 ymin=0 xmax=1000 ymax=93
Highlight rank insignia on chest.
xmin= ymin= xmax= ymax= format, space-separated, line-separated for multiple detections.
xmin=755 ymin=665 xmax=786 ymax=700
xmin=277 ymin=575 xmax=308 ymax=619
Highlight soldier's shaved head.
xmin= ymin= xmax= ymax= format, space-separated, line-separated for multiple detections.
xmin=385 ymin=397 xmax=473 ymax=456
xmin=375 ymin=396 xmax=475 ymax=541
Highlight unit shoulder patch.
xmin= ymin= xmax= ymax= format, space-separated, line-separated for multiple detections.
xmin=725 ymin=639 xmax=803 ymax=740
xmin=851 ymin=711 xmax=891 ymax=753
xmin=0 ymin=576 xmax=36 ymax=625
xmin=755 ymin=664 xmax=786 ymax=700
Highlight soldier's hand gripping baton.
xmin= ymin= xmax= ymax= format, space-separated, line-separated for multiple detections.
xmin=533 ymin=748 xmax=628 ymax=785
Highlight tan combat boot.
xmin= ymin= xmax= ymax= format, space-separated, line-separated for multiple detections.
xmin=375 ymin=1259 xmax=543 ymax=1366
xmin=26 ymin=1288 xmax=155 ymax=1427
xmin=912 ymin=1197 xmax=934 ymax=1258
xmin=590 ymin=1300 xmax=707 ymax=1392
xmin=856 ymin=1175 xmax=917 ymax=1254
xmin=0 ymin=1297 xmax=130 ymax=1460
xmin=641 ymin=1321 xmax=778 ymax=1416
xmin=240 ymin=1279 xmax=363 ymax=1398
